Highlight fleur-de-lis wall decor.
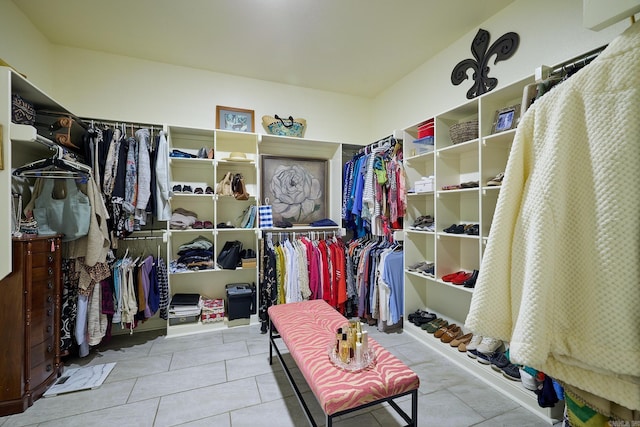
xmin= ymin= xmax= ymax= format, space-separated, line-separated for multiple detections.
xmin=451 ymin=28 xmax=520 ymax=99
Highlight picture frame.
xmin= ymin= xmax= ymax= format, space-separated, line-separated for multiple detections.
xmin=216 ymin=106 xmax=255 ymax=133
xmin=491 ymin=104 xmax=521 ymax=134
xmin=261 ymin=155 xmax=327 ymax=225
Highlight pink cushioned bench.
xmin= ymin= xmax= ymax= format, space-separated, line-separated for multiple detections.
xmin=268 ymin=299 xmax=420 ymax=427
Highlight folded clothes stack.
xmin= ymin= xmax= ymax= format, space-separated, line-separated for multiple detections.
xmin=170 ymin=208 xmax=198 ymax=230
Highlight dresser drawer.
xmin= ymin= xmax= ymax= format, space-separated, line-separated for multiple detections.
xmin=27 ymin=238 xmax=59 ymax=254
xmin=31 ymin=283 xmax=55 ymax=312
xmin=30 ymin=359 xmax=56 ymax=391
xmin=30 ymin=337 xmax=55 ymax=368
xmin=30 ymin=306 xmax=55 ymax=346
xmin=32 ymin=266 xmax=56 ymax=283
xmin=31 ymin=251 xmax=57 ymax=268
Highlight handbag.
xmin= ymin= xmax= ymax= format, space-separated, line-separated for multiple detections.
xmin=258 ymin=199 xmax=273 ymax=228
xmin=32 ymin=178 xmax=91 ymax=242
xmin=217 ymin=240 xmax=243 ymax=270
xmin=262 ymin=115 xmax=306 ymax=138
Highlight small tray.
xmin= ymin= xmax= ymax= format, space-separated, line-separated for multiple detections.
xmin=327 ymin=345 xmax=376 ymax=372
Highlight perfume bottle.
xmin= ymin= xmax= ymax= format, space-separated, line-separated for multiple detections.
xmin=340 ymin=333 xmax=350 ymax=363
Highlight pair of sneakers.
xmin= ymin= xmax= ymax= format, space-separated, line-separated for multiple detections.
xmin=407 ymin=261 xmax=434 ymax=276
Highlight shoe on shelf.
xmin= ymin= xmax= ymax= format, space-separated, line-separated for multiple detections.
xmin=465 ymin=335 xmax=483 ymax=358
xmin=442 ymin=271 xmax=465 ymax=282
xmin=422 ymin=318 xmax=447 ymax=333
xmin=443 ymin=224 xmax=458 ymax=233
xmin=487 ymin=172 xmax=505 ymax=186
xmin=464 ymin=224 xmax=479 ymax=235
xmin=182 ymin=185 xmax=193 ymax=193
xmin=452 ymin=272 xmax=473 ymax=285
xmin=476 ymin=351 xmax=492 ymax=365
xmin=441 ymin=325 xmax=463 ymax=343
xmin=489 ymin=352 xmax=511 ymax=372
xmin=501 ymin=363 xmax=522 ymax=381
xmin=418 ymin=263 xmax=435 ymax=277
xmin=460 ymin=181 xmax=479 ymax=188
xmin=194 ymin=187 xmax=204 ymax=194
xmin=462 ymin=270 xmax=479 ymax=287
xmin=434 ymin=323 xmax=457 ymax=339
xmin=477 ymin=337 xmax=504 ymax=355
xmin=450 ymin=332 xmax=473 ymax=348
xmin=205 ymin=186 xmax=214 ymax=194
xmin=407 ymin=261 xmax=428 ymax=271
xmin=172 ymin=184 xmax=182 ymax=193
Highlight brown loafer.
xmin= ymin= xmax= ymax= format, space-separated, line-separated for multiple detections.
xmin=434 ymin=323 xmax=457 ymax=339
xmin=450 ymin=332 xmax=473 ymax=347
xmin=441 ymin=325 xmax=463 ymax=343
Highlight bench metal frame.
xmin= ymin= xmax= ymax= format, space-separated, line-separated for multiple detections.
xmin=269 ymin=319 xmax=418 ymax=427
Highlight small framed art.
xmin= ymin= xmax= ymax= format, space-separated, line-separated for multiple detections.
xmin=491 ymin=104 xmax=521 ymax=134
xmin=216 ymin=106 xmax=255 ymax=133
xmin=261 ymin=156 xmax=327 ymax=225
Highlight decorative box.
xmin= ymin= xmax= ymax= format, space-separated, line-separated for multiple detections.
xmin=417 ymin=119 xmax=434 ymax=139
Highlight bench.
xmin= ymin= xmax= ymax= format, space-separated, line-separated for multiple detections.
xmin=268 ymin=299 xmax=420 ymax=427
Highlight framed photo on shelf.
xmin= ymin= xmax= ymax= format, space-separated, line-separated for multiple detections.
xmin=261 ymin=155 xmax=327 ymax=225
xmin=216 ymin=106 xmax=255 ymax=133
xmin=491 ymin=104 xmax=521 ymax=134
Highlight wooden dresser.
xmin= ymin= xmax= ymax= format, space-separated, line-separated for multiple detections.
xmin=0 ymin=235 xmax=62 ymax=416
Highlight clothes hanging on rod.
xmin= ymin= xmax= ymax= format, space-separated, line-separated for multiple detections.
xmin=343 ymin=137 xmax=406 ymax=238
xmin=258 ymin=231 xmax=347 ymax=332
xmin=81 ymin=121 xmax=167 ymax=240
xmin=345 ymin=235 xmax=403 ymax=329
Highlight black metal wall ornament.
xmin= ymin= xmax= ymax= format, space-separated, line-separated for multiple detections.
xmin=451 ymin=28 xmax=520 ymax=99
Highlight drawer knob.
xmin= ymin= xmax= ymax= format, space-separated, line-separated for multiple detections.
xmin=47 ymin=281 xmax=53 ymax=289
xmin=48 ymin=255 xmax=54 ymax=263
xmin=47 ymin=325 xmax=52 ymax=333
xmin=47 ymin=309 xmax=52 ymax=317
xmin=46 ymin=364 xmax=52 ymax=372
xmin=47 ymin=295 xmax=53 ymax=303
xmin=48 ymin=267 xmax=53 ymax=276
xmin=47 ymin=345 xmax=52 ymax=353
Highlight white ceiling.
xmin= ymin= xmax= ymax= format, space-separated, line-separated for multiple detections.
xmin=13 ymin=0 xmax=514 ymax=98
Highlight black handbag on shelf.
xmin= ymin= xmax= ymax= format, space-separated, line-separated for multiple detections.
xmin=217 ymin=240 xmax=243 ymax=270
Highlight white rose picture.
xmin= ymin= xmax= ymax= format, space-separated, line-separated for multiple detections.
xmin=262 ymin=157 xmax=326 ymax=224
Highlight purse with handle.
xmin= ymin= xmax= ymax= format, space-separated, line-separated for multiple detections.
xmin=262 ymin=114 xmax=306 ymax=137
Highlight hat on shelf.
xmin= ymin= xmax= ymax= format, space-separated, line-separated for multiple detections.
xmin=224 ymin=152 xmax=251 ymax=162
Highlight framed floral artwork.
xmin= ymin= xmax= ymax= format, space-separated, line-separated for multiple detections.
xmin=260 ymin=156 xmax=327 ymax=225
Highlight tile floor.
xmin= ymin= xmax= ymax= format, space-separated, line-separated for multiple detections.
xmin=0 ymin=324 xmax=563 ymax=427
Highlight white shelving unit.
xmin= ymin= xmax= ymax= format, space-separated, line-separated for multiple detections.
xmin=402 ymin=77 xmax=564 ymax=424
xmin=165 ymin=126 xmax=260 ymax=336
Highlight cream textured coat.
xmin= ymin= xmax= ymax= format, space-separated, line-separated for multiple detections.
xmin=466 ymin=21 xmax=640 ymax=410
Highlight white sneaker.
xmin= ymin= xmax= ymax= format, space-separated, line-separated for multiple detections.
xmin=477 ymin=337 xmax=503 ymax=355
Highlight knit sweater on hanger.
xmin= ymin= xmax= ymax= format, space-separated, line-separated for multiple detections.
xmin=466 ymin=21 xmax=640 ymax=411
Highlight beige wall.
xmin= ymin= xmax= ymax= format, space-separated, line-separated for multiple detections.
xmin=0 ymin=0 xmax=633 ymax=145
xmin=370 ymin=0 xmax=629 ymax=140
xmin=0 ymin=0 xmax=54 ymax=93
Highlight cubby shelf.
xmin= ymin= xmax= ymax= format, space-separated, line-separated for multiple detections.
xmin=402 ymin=76 xmax=563 ymax=423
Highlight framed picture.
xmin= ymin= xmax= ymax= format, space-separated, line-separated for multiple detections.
xmin=216 ymin=106 xmax=255 ymax=133
xmin=261 ymin=156 xmax=327 ymax=225
xmin=491 ymin=104 xmax=521 ymax=134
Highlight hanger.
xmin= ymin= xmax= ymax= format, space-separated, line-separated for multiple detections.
xmin=13 ymin=144 xmax=92 ymax=179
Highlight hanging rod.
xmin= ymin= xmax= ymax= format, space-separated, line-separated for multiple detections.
xmin=80 ymin=116 xmax=162 ymax=131
xmin=536 ymin=44 xmax=607 ymax=82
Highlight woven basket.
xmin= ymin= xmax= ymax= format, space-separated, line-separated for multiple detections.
xmin=449 ymin=120 xmax=478 ymax=145
xmin=262 ymin=115 xmax=306 ymax=138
